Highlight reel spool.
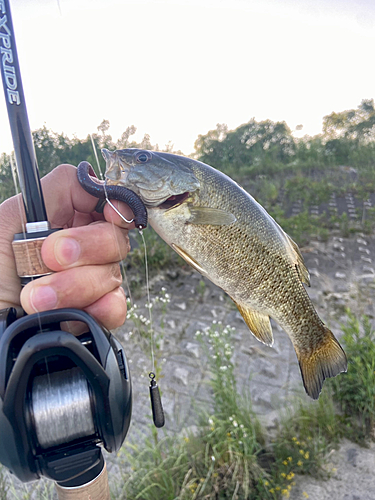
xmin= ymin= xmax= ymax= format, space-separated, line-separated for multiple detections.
xmin=0 ymin=308 xmax=132 ymax=486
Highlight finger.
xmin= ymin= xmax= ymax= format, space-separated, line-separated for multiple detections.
xmin=60 ymin=287 xmax=127 ymax=335
xmin=20 ymin=263 xmax=122 ymax=314
xmin=103 ymin=200 xmax=136 ymax=230
xmin=41 ymin=222 xmax=130 ymax=271
xmin=84 ymin=287 xmax=127 ymax=330
xmin=43 ymin=165 xmax=137 ymax=230
xmin=0 ymin=196 xmax=24 ymax=308
xmin=0 ymin=164 xmax=107 ymax=310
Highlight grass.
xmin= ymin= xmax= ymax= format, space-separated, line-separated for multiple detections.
xmin=2 ymin=301 xmax=375 ymax=499
xmin=328 ymin=310 xmax=375 ymax=442
xmin=115 ymin=321 xmax=346 ymax=500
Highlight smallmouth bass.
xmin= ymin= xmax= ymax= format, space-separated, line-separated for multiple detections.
xmin=102 ymin=148 xmax=347 ymax=399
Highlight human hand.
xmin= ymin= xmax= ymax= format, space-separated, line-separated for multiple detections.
xmin=0 ymin=164 xmax=135 ymax=331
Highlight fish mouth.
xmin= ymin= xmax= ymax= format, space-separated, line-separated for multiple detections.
xmin=159 ymin=192 xmax=190 ymax=210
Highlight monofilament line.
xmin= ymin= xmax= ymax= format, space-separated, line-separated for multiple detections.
xmin=90 ymin=134 xmax=135 ymax=225
xmin=11 ymin=154 xmax=49 ymax=385
xmin=140 ymin=230 xmax=155 ymax=373
xmin=90 ymin=136 xmax=133 ymax=305
xmin=90 ymin=134 xmax=103 ymax=180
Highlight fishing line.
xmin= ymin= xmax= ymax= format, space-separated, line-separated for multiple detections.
xmin=89 ymin=135 xmax=132 ymax=292
xmin=140 ymin=230 xmax=164 ymax=427
xmin=89 ymin=134 xmax=134 ymax=224
xmin=10 ymin=155 xmax=44 ymax=329
xmin=88 ymin=139 xmax=163 ymax=425
xmin=89 ymin=135 xmax=139 ymax=317
xmin=11 ymin=155 xmax=52 ymax=391
xmin=89 ymin=134 xmax=102 ymax=179
xmin=140 ymin=230 xmax=155 ymax=373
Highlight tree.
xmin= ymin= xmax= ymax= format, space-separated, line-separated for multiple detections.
xmin=323 ymin=99 xmax=375 ymax=142
xmin=195 ymin=119 xmax=295 ymax=171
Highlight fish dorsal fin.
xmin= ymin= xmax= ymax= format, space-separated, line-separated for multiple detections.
xmin=285 ymin=233 xmax=310 ymax=286
xmin=233 ymin=301 xmax=274 ymax=346
xmin=171 ymin=243 xmax=207 ymax=275
xmin=188 ymin=207 xmax=237 ymax=226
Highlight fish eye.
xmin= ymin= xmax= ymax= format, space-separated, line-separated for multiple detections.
xmin=135 ymin=151 xmax=152 ymax=164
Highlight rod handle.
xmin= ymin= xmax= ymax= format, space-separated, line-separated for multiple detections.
xmin=12 ymin=228 xmax=62 ymax=284
xmin=12 ymin=237 xmax=52 ymax=280
xmin=55 ymin=462 xmax=110 ymax=500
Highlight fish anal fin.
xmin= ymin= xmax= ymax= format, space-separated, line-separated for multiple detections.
xmin=171 ymin=243 xmax=207 ymax=276
xmin=297 ymin=326 xmax=347 ymax=400
xmin=234 ymin=301 xmax=273 ymax=346
xmin=188 ymin=207 xmax=236 ymax=226
xmin=286 ymin=233 xmax=310 ymax=286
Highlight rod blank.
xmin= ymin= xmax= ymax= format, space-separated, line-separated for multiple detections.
xmin=0 ymin=0 xmax=48 ymax=223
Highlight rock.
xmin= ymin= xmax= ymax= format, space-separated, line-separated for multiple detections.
xmin=347 ymin=448 xmax=358 ymax=467
xmin=309 ymin=268 xmax=320 ymax=278
xmin=335 ymin=272 xmax=347 ymax=279
xmin=166 ymin=269 xmax=179 ymax=279
xmin=173 ymin=367 xmax=190 ymax=386
xmin=361 ymin=256 xmax=372 ymax=263
xmin=167 ymin=319 xmax=176 ymax=329
xmin=363 ymin=265 xmax=375 ymax=274
xmin=176 ymin=302 xmax=187 ymax=311
xmin=185 ymin=342 xmax=200 ymax=358
xmin=359 ymin=247 xmax=371 ymax=254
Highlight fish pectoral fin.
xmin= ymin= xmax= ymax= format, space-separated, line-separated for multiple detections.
xmin=171 ymin=243 xmax=207 ymax=276
xmin=286 ymin=233 xmax=310 ymax=286
xmin=233 ymin=301 xmax=273 ymax=346
xmin=296 ymin=326 xmax=347 ymax=400
xmin=187 ymin=207 xmax=237 ymax=226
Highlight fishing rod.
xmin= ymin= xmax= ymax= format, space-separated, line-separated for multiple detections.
xmin=0 ymin=1 xmax=132 ymax=498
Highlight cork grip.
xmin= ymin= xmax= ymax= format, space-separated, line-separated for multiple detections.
xmin=12 ymin=237 xmax=53 ymax=278
xmin=55 ymin=463 xmax=110 ymax=500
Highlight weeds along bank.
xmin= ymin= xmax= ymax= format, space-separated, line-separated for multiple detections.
xmin=1 ymin=282 xmax=375 ymax=499
xmin=108 ymin=309 xmax=374 ymax=500
xmin=1 ymin=101 xmax=375 ymax=498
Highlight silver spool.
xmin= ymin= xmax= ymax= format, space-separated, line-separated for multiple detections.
xmin=31 ymin=367 xmax=95 ymax=449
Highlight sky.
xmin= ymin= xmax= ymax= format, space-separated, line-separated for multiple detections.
xmin=1 ymin=0 xmax=375 ymax=157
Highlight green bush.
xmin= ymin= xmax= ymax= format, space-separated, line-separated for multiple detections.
xmin=330 ymin=310 xmax=375 ymax=441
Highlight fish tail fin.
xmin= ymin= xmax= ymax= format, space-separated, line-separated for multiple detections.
xmin=297 ymin=326 xmax=347 ymax=400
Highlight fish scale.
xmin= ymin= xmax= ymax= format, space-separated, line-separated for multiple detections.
xmin=103 ymin=148 xmax=347 ymax=400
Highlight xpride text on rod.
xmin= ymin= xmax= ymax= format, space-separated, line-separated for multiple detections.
xmin=0 ymin=0 xmax=20 ymax=105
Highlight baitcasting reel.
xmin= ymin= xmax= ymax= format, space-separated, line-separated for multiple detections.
xmin=0 ymin=307 xmax=132 ymax=487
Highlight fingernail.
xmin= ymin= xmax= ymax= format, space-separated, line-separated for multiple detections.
xmin=55 ymin=237 xmax=81 ymax=266
xmin=30 ymin=286 xmax=58 ymax=312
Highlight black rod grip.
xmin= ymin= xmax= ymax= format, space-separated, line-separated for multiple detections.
xmin=0 ymin=0 xmax=48 ymax=223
